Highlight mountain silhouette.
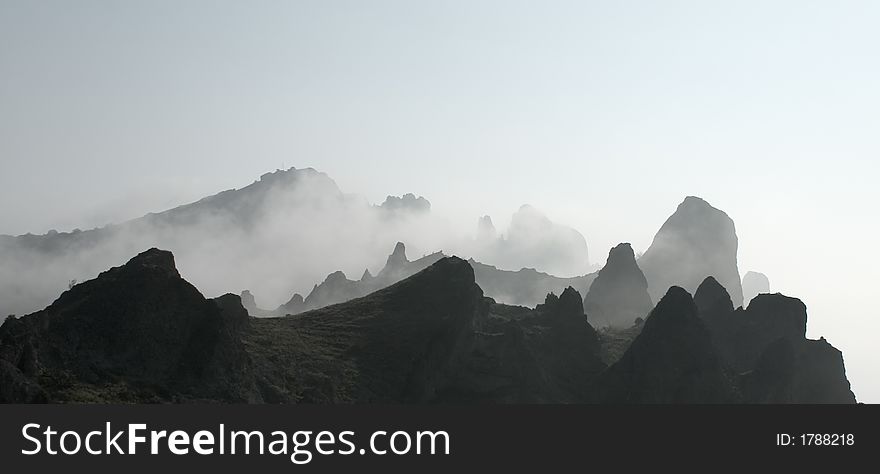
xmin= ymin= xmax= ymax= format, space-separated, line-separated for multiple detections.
xmin=0 ymin=249 xmax=855 ymax=403
xmin=583 ymin=243 xmax=653 ymax=328
xmin=693 ymin=276 xmax=855 ymax=403
xmin=639 ymin=196 xmax=744 ymax=307
xmin=245 ymin=241 xmax=598 ymax=316
xmin=0 ymin=249 xmax=256 ymax=402
xmin=594 ymin=286 xmax=737 ymax=403
xmin=0 ymin=167 xmax=596 ymax=319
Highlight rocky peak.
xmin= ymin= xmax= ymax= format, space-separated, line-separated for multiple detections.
xmin=0 ymin=249 xmax=255 ymax=402
xmin=582 ymin=243 xmax=653 ymax=328
xmin=325 ymin=270 xmax=348 ymax=285
xmin=638 ymin=196 xmax=743 ymax=307
xmin=385 ymin=242 xmax=409 ymax=269
xmin=540 ymin=287 xmax=584 ymax=320
xmin=693 ymin=276 xmax=734 ymax=320
xmin=745 ymin=293 xmax=807 ymax=341
xmin=124 ymin=247 xmax=180 ymax=278
xmin=642 ymin=286 xmax=700 ymax=332
xmin=595 ymin=286 xmax=736 ymax=403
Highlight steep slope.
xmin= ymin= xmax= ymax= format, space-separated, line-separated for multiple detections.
xmin=594 ymin=286 xmax=737 ymax=403
xmin=246 ymin=260 xmax=606 ymax=403
xmin=0 ymin=249 xmax=256 ymax=403
xmin=0 ymin=248 xmax=854 ymax=404
xmin=638 ymin=196 xmax=743 ymax=307
xmin=582 ymin=243 xmax=653 ymax=328
xmin=246 ymin=257 xmax=484 ymax=403
xmin=0 ymin=167 xmax=359 ymax=317
xmin=693 ymin=276 xmax=855 ymax=403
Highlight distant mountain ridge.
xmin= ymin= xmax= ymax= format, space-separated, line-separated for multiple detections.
xmin=0 ymin=167 xmax=593 ymax=318
xmin=242 ymin=241 xmax=598 ymax=316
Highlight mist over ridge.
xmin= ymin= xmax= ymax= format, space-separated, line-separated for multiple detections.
xmin=0 ymin=167 xmax=594 ymax=317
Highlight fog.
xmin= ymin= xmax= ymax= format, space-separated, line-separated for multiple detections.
xmin=1 ymin=1 xmax=876 ymax=402
xmin=0 ymin=168 xmax=592 ymax=318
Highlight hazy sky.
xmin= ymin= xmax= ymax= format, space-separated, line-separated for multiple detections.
xmin=1 ymin=1 xmax=878 ymax=401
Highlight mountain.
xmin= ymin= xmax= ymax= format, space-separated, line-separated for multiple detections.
xmin=246 ymin=242 xmax=597 ymax=316
xmin=638 ymin=196 xmax=744 ymax=307
xmin=582 ymin=243 xmax=653 ymax=328
xmin=0 ymin=249 xmax=855 ymax=404
xmin=1 ymin=167 xmax=597 ymax=319
xmin=742 ymin=271 xmax=770 ymax=307
xmin=692 ymin=276 xmax=855 ymax=403
xmin=0 ymin=249 xmax=256 ymax=402
xmin=0 ymin=168 xmax=362 ymax=318
xmin=2 ymin=248 xmax=607 ymax=403
xmin=594 ymin=286 xmax=737 ymax=403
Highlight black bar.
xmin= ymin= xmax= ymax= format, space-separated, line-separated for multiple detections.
xmin=0 ymin=405 xmax=875 ymax=471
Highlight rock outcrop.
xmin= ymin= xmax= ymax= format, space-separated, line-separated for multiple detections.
xmin=0 ymin=249 xmax=855 ymax=404
xmin=742 ymin=271 xmax=770 ymax=307
xmin=693 ymin=276 xmax=855 ymax=403
xmin=639 ymin=196 xmax=743 ymax=307
xmin=254 ymin=242 xmax=598 ymax=316
xmin=595 ymin=286 xmax=737 ymax=403
xmin=583 ymin=243 xmax=653 ymax=328
xmin=0 ymin=248 xmax=256 ymax=403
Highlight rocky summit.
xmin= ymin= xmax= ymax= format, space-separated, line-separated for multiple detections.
xmin=594 ymin=286 xmax=737 ymax=403
xmin=639 ymin=196 xmax=744 ymax=307
xmin=0 ymin=248 xmax=255 ymax=402
xmin=693 ymin=276 xmax=855 ymax=403
xmin=583 ymin=243 xmax=653 ymax=328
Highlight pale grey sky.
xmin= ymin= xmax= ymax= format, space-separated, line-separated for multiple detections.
xmin=1 ymin=1 xmax=878 ymax=401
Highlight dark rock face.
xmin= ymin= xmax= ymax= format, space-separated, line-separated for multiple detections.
xmin=583 ymin=243 xmax=653 ymax=328
xmin=0 ymin=249 xmax=607 ymax=404
xmin=713 ymin=293 xmax=807 ymax=372
xmin=693 ymin=277 xmax=855 ymax=403
xmin=639 ymin=196 xmax=744 ymax=308
xmin=0 ymin=249 xmax=855 ymax=404
xmin=248 ymin=257 xmax=485 ymax=403
xmin=595 ymin=287 xmax=737 ymax=403
xmin=440 ymin=286 xmax=605 ymax=403
xmin=0 ymin=249 xmax=255 ymax=403
xmin=693 ymin=276 xmax=735 ymax=324
xmin=743 ymin=337 xmax=856 ymax=404
xmin=250 ymin=263 xmax=606 ymax=403
xmin=742 ymin=271 xmax=770 ymax=307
